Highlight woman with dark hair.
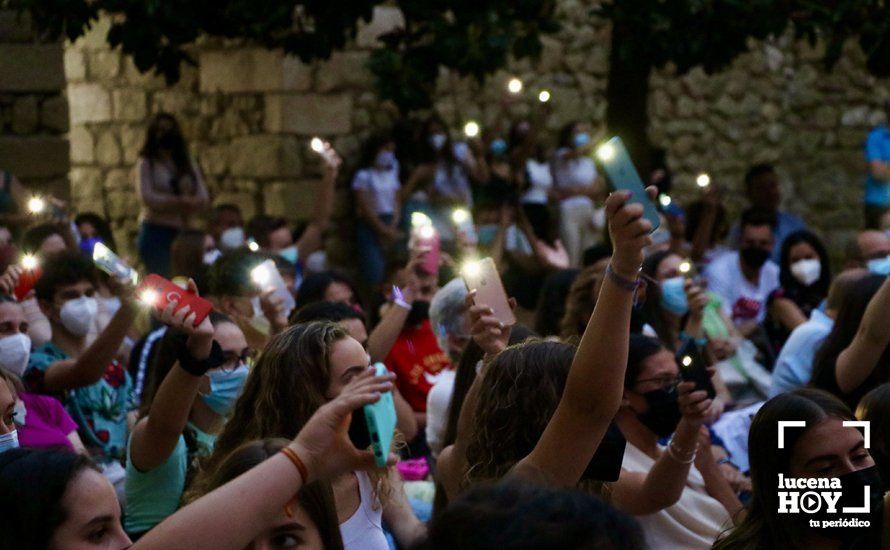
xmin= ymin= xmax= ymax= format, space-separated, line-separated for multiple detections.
xmin=169 ymin=229 xmax=217 ymax=290
xmin=185 ymin=438 xmax=344 ymax=550
xmin=296 ymin=270 xmax=362 ymax=312
xmin=136 ymin=112 xmax=209 ymax=276
xmin=856 ymin=383 xmax=890 ymax=486
xmin=191 ymin=322 xmax=426 ymax=549
xmin=75 ymin=212 xmax=117 ymax=253
xmin=551 ymin=120 xmax=604 ymax=267
xmin=352 ymin=132 xmax=401 ymax=287
xmin=0 ymin=370 xmax=396 ymax=550
xmin=402 ymin=116 xmax=487 ymax=243
xmin=811 ymin=274 xmax=890 ymax=410
xmin=510 ymin=119 xmax=555 ymax=244
xmin=714 ymin=389 xmax=888 ymax=549
xmin=765 ymin=230 xmax=832 ymax=351
xmin=610 ymin=335 xmax=741 ymax=548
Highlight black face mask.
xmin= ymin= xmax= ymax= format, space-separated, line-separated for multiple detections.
xmin=740 ymin=246 xmax=771 ymax=269
xmin=803 ymin=466 xmax=885 ymax=544
xmin=406 ymin=301 xmax=430 ymax=326
xmin=638 ymin=388 xmax=682 ymax=439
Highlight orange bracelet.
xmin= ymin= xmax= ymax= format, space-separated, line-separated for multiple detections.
xmin=280 ymin=447 xmax=309 ymax=484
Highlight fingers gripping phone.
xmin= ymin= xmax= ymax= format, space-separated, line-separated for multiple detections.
xmin=348 ymin=363 xmax=397 ymax=467
xmin=461 ymin=257 xmax=516 ymax=326
xmin=137 ymin=274 xmax=213 ymax=327
xmin=92 ymin=242 xmax=136 ymax=283
xmin=594 ymin=136 xmax=661 ymax=233
xmin=14 ymin=257 xmax=41 ymax=302
xmin=677 ymin=339 xmax=716 ymax=399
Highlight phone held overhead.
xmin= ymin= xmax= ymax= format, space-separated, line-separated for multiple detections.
xmin=594 ymin=136 xmax=661 ymax=233
xmin=461 ymin=257 xmax=516 ymax=327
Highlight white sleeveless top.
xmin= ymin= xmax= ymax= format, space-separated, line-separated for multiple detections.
xmin=621 ymin=443 xmax=731 ymax=549
xmin=339 ymin=471 xmax=389 ymax=550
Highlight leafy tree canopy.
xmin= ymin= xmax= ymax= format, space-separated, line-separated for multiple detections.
xmin=7 ymin=0 xmax=560 ymax=113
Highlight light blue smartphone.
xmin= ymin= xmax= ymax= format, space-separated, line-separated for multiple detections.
xmin=364 ymin=363 xmax=397 ymax=467
xmin=595 ymin=136 xmax=661 ymax=233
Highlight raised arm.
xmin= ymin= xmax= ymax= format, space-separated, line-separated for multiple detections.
xmin=511 ymin=188 xmax=655 ymax=486
xmin=129 ymin=283 xmax=215 ymax=472
xmin=133 ymin=368 xmax=395 ymax=550
xmin=42 ymin=278 xmax=139 ymax=392
xmin=835 ymin=276 xmax=890 ymax=393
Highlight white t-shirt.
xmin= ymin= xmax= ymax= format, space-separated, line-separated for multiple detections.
xmin=351 ymin=163 xmax=401 ymax=216
xmin=521 ymin=159 xmax=553 ymax=205
xmin=621 ymin=443 xmax=731 ymax=549
xmin=552 ymin=148 xmax=596 ymax=189
xmin=425 ymin=369 xmax=455 ymax=457
xmin=704 ymin=251 xmax=780 ymax=324
xmin=339 ymin=471 xmax=388 ymax=550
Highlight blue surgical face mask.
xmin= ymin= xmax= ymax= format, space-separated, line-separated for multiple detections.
xmin=490 ymin=138 xmax=508 ymax=157
xmin=0 ymin=430 xmax=19 ymax=453
xmin=202 ymin=364 xmax=249 ymax=417
xmin=477 ymin=224 xmax=499 ymax=247
xmin=868 ymin=255 xmax=890 ymax=276
xmin=429 ymin=133 xmax=447 ymax=151
xmin=375 ymin=150 xmax=395 ymax=169
xmin=573 ymin=132 xmax=590 ymax=149
xmin=659 ymin=276 xmax=689 ymax=315
xmin=278 ymin=246 xmax=298 ymax=266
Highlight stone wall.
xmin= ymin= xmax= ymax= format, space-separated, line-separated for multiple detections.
xmin=13 ymin=0 xmax=890 ymax=262
xmin=0 ymin=10 xmax=69 ymax=199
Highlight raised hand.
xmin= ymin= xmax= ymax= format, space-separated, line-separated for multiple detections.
xmin=466 ymin=289 xmax=516 ymax=356
xmin=289 ymin=367 xmax=396 ymax=483
xmin=677 ymin=380 xmax=713 ymax=428
xmin=605 ymin=187 xmax=657 ymax=280
xmin=0 ymin=265 xmax=22 ymax=296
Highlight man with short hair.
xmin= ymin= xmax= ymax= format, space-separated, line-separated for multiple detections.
xmin=845 ymin=229 xmax=890 ymax=269
xmin=209 ymin=204 xmax=244 ymax=250
xmin=732 ymin=164 xmax=807 ymax=262
xmin=706 ymin=209 xmax=780 ymax=334
xmin=769 ymin=269 xmax=868 ymax=397
xmin=24 ymin=252 xmax=138 ymax=497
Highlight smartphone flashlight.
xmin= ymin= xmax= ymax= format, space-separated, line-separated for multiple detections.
xmin=411 ymin=212 xmax=432 ymax=229
xmin=658 ymin=194 xmax=672 ymax=207
xmin=507 ymin=78 xmax=523 ymax=94
xmin=452 ymin=208 xmax=470 ymax=224
xmin=463 ymin=121 xmax=480 ymax=138
xmin=21 ymin=254 xmax=38 ymax=271
xmin=139 ymin=288 xmax=159 ymax=307
xmin=247 ymin=239 xmax=260 ymax=252
xmin=461 ymin=260 xmax=481 ymax=278
xmin=696 ymin=173 xmax=711 ymax=188
xmin=679 ymin=260 xmax=692 ymax=275
xmin=418 ymin=225 xmax=435 ymax=240
xmin=538 ymin=90 xmax=551 ymax=103
xmin=310 ymin=137 xmax=325 ymax=153
xmin=92 ymin=242 xmax=112 ymax=264
xmin=27 ymin=196 xmax=46 ymax=215
xmin=596 ymin=143 xmax=615 ymax=162
xmin=681 ymin=355 xmax=693 ymax=368
xmin=250 ymin=263 xmax=271 ymax=286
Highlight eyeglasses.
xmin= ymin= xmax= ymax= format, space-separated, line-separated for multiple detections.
xmin=220 ymin=348 xmax=257 ymax=372
xmin=634 ymin=375 xmax=682 ymax=392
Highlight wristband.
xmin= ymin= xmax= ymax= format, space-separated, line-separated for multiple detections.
xmin=667 ymin=436 xmax=697 ymax=464
xmin=391 ymin=286 xmax=412 ymax=311
xmin=605 ymin=263 xmax=641 ymax=292
xmin=172 ymin=332 xmax=225 ymax=377
xmin=281 ymin=446 xmax=309 ymax=484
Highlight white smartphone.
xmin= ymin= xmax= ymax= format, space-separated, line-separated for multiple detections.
xmin=462 ymin=257 xmax=516 ymax=326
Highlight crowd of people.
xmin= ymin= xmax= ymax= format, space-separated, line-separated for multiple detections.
xmin=0 ymin=106 xmax=889 ymax=549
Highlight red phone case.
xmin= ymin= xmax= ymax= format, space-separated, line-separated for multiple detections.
xmin=138 ymin=274 xmax=213 ymax=327
xmin=14 ymin=266 xmax=42 ymax=302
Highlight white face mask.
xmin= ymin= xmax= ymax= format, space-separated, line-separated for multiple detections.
xmin=203 ymin=248 xmax=222 ymax=265
xmin=99 ymin=296 xmax=122 ymax=318
xmin=0 ymin=429 xmax=18 ymax=453
xmin=0 ymin=333 xmax=30 ymax=378
xmin=59 ymin=296 xmax=98 ymax=337
xmin=13 ymin=399 xmax=26 ymax=427
xmin=219 ymin=227 xmax=245 ymax=250
xmin=790 ymin=258 xmax=821 ymax=286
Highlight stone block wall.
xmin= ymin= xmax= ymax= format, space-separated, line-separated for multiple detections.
xmin=0 ymin=10 xmax=69 ymax=199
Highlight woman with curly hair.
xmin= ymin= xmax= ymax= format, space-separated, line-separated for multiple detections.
xmin=190 ymin=321 xmax=425 ymax=550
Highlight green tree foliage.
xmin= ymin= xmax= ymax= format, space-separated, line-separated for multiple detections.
xmin=7 ymin=0 xmax=560 ymax=113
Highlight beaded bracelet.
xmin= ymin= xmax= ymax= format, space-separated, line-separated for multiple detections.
xmin=605 ymin=263 xmax=641 ymax=292
xmin=280 ymin=446 xmax=309 ymax=484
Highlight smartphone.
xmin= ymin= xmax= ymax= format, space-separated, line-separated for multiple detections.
xmin=92 ymin=242 xmax=136 ymax=283
xmin=676 ymin=338 xmax=716 ymax=399
xmin=347 ymin=363 xmax=397 ymax=467
xmin=410 ymin=225 xmax=440 ymax=275
xmin=14 ymin=258 xmax=42 ymax=302
xmin=581 ymin=423 xmax=626 ymax=482
xmin=251 ymin=259 xmax=296 ymax=318
xmin=595 ymin=136 xmax=661 ymax=233
xmin=462 ymin=257 xmax=516 ymax=326
xmin=137 ymin=274 xmax=213 ymax=327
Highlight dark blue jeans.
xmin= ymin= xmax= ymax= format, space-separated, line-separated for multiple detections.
xmin=137 ymin=221 xmax=179 ymax=277
xmin=356 ymin=214 xmax=394 ymax=286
